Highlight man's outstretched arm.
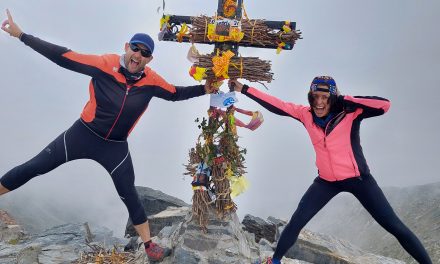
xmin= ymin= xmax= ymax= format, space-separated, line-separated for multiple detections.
xmin=2 ymin=9 xmax=107 ymax=78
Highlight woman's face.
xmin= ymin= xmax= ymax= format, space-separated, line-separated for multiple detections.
xmin=311 ymin=85 xmax=331 ymax=117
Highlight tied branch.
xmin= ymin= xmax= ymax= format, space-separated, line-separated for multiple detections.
xmin=194 ymin=55 xmax=274 ymax=83
xmin=191 ymin=15 xmax=302 ymax=48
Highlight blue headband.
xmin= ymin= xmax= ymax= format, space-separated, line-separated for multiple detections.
xmin=310 ymin=76 xmax=337 ymax=95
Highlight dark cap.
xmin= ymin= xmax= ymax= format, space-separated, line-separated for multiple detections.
xmin=129 ymin=33 xmax=154 ymax=54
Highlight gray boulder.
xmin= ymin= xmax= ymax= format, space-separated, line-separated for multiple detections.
xmin=0 ymin=210 xmax=25 ymax=244
xmin=242 ymin=214 xmax=277 ymax=243
xmin=125 ymin=206 xmax=191 ymax=251
xmin=285 ymin=229 xmax=404 ymax=264
xmin=241 ymin=213 xmax=404 ymax=264
xmin=125 ymin=186 xmax=189 ymax=237
xmin=0 ymin=223 xmax=128 ymax=264
xmin=148 ymin=206 xmax=190 ymax=237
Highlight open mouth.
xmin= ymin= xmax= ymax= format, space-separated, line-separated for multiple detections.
xmin=129 ymin=58 xmax=140 ymax=68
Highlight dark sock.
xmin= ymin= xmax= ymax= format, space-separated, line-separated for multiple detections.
xmin=144 ymin=240 xmax=152 ymax=249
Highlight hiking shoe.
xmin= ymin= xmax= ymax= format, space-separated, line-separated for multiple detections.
xmin=269 ymin=257 xmax=282 ymax=264
xmin=145 ymin=242 xmax=171 ymax=262
xmin=253 ymin=256 xmax=280 ymax=264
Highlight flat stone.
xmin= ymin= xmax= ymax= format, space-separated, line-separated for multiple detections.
xmin=183 ymin=237 xmax=218 ymax=251
xmin=173 ymin=247 xmax=201 ymax=264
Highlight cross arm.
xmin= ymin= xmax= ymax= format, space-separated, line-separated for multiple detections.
xmin=160 ymin=15 xmax=299 ymax=50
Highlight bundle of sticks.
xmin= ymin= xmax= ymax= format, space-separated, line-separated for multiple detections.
xmin=185 ymin=110 xmax=246 ymax=230
xmin=194 ymin=54 xmax=273 ymax=82
xmin=211 ymin=163 xmax=237 ymax=219
xmin=191 ymin=15 xmax=302 ymax=48
xmin=77 ymin=244 xmax=135 ymax=264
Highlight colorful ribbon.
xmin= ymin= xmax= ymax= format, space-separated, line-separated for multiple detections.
xmin=189 ymin=66 xmax=207 ymax=81
xmin=160 ymin=15 xmax=170 ymax=30
xmin=210 ymin=107 xmax=264 ymax=131
xmin=176 ymin=23 xmax=188 ymax=43
xmin=230 ymin=176 xmax=249 ymax=198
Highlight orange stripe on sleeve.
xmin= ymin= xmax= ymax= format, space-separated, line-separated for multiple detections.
xmin=80 ymin=81 xmax=97 ymax=122
xmin=63 ymin=52 xmax=126 ymax=83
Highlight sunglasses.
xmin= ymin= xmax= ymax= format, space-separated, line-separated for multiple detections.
xmin=129 ymin=43 xmax=152 ymax=58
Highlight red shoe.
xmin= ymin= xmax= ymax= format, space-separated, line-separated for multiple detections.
xmin=253 ymin=256 xmax=276 ymax=264
xmin=145 ymin=242 xmax=170 ymax=262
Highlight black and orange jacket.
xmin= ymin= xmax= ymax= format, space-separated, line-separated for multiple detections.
xmin=20 ymin=33 xmax=206 ymax=141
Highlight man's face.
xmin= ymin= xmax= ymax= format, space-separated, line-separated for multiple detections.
xmin=311 ymin=85 xmax=331 ymax=117
xmin=124 ymin=43 xmax=153 ymax=73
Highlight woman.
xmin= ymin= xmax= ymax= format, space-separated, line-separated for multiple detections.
xmin=229 ymin=77 xmax=432 ymax=264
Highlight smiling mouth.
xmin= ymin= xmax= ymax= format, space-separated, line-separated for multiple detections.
xmin=130 ymin=58 xmax=140 ymax=67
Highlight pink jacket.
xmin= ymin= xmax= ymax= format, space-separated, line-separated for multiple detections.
xmin=242 ymin=86 xmax=391 ymax=181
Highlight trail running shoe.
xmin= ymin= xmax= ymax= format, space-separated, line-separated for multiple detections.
xmin=258 ymin=256 xmax=282 ymax=264
xmin=145 ymin=242 xmax=171 ymax=262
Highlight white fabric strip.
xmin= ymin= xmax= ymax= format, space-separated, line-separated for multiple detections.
xmin=111 ymin=151 xmax=130 ymax=175
xmin=63 ymin=131 xmax=68 ymax=162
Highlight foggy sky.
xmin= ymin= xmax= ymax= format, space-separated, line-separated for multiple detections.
xmin=0 ymin=0 xmax=439 ymax=238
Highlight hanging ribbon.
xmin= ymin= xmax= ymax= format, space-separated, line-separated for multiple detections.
xmin=276 ymin=21 xmax=292 ymax=54
xmin=189 ymin=66 xmax=207 ymax=81
xmin=228 ymin=111 xmax=237 ymax=135
xmin=230 ymin=176 xmax=249 ymax=198
xmin=176 ymin=23 xmax=188 ymax=42
xmin=225 ymin=165 xmax=234 ymax=179
xmin=160 ymin=15 xmax=170 ymax=30
xmin=187 ymin=44 xmax=200 ymax=63
xmin=210 ymin=107 xmax=264 ymax=131
xmin=282 ymin=20 xmax=292 ymax=33
xmin=277 ymin=42 xmax=286 ymax=54
xmin=192 ymin=186 xmax=207 ymax=191
xmin=235 ymin=108 xmax=264 ymax=131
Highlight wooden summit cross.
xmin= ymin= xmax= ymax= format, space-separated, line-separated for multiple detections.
xmin=161 ymin=0 xmax=299 ymax=52
xmin=159 ymin=0 xmax=301 ymax=230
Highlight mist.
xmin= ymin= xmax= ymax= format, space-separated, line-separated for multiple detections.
xmin=0 ymin=0 xmax=439 ymax=238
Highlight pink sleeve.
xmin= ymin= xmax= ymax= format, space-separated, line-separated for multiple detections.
xmin=245 ymin=87 xmax=309 ymax=122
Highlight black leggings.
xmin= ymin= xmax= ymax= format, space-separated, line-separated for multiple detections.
xmin=0 ymin=119 xmax=147 ymax=225
xmin=274 ymin=174 xmax=432 ymax=264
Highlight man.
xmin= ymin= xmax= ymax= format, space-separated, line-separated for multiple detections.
xmin=1 ymin=9 xmax=213 ymax=261
xmin=229 ymin=78 xmax=432 ymax=264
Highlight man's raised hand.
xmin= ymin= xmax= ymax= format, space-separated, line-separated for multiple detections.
xmin=1 ymin=9 xmax=23 ymax=38
xmin=204 ymin=78 xmax=219 ymax=94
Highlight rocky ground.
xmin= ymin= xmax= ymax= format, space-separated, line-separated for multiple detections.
xmin=1 ymin=185 xmax=431 ymax=263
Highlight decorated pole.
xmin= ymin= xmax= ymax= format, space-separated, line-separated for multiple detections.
xmin=160 ymin=0 xmax=301 ymax=230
